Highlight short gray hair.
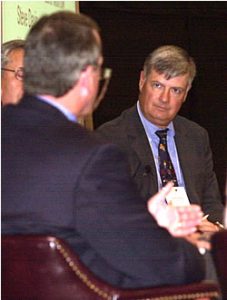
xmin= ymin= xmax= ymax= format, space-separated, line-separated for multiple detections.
xmin=24 ymin=12 xmax=102 ymax=97
xmin=143 ymin=45 xmax=196 ymax=87
xmin=1 ymin=39 xmax=25 ymax=68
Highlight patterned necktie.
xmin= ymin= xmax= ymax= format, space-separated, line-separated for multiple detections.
xmin=155 ymin=129 xmax=178 ymax=187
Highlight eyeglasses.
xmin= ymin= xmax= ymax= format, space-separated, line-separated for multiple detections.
xmin=1 ymin=67 xmax=24 ymax=81
xmin=81 ymin=64 xmax=112 ymax=104
xmin=96 ymin=67 xmax=112 ymax=103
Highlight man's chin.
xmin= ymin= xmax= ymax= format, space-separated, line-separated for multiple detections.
xmin=150 ymin=115 xmax=171 ymax=128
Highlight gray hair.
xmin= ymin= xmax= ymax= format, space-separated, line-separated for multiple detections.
xmin=24 ymin=11 xmax=102 ymax=97
xmin=1 ymin=39 xmax=25 ymax=68
xmin=143 ymin=45 xmax=196 ymax=87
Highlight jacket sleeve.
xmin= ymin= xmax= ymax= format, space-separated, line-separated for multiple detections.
xmin=199 ymin=129 xmax=224 ymax=222
xmin=75 ymin=143 xmax=205 ymax=287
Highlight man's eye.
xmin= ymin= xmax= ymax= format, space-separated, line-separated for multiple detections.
xmin=152 ymin=82 xmax=162 ymax=89
xmin=172 ymin=87 xmax=183 ymax=95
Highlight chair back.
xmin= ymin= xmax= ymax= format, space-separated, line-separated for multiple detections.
xmin=2 ymin=234 xmax=220 ymax=300
xmin=211 ymin=229 xmax=227 ymax=299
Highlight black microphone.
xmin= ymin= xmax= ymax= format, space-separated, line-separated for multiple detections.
xmin=143 ymin=165 xmax=151 ymax=176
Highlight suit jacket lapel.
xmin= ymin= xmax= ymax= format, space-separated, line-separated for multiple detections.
xmin=124 ymin=105 xmax=159 ymax=194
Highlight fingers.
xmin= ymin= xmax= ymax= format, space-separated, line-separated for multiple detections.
xmin=170 ymin=220 xmax=198 ymax=237
xmin=147 ymin=181 xmax=174 ymax=214
xmin=160 ymin=181 xmax=174 ymax=197
xmin=148 ymin=186 xmax=210 ymax=239
xmin=178 ymin=205 xmax=203 ymax=223
xmin=168 ymin=205 xmax=203 ymax=237
xmin=170 ymin=225 xmax=198 ymax=237
xmin=148 ymin=181 xmax=173 ymax=206
xmin=197 ymin=219 xmax=220 ymax=233
xmin=176 ymin=206 xmax=203 ymax=225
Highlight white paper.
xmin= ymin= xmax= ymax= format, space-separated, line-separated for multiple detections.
xmin=165 ymin=187 xmax=190 ymax=206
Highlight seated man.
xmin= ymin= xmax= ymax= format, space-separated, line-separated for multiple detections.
xmin=2 ymin=12 xmax=206 ymax=288
xmin=96 ymin=45 xmax=224 ymax=232
xmin=1 ymin=39 xmax=25 ymax=106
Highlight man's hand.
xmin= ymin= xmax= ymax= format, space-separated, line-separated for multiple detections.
xmin=147 ymin=182 xmax=203 ymax=237
xmin=185 ymin=232 xmax=211 ymax=253
xmin=166 ymin=205 xmax=204 ymax=237
xmin=197 ymin=218 xmax=220 ymax=233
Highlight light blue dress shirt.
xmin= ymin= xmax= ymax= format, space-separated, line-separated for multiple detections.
xmin=137 ymin=101 xmax=185 ymax=190
xmin=36 ymin=96 xmax=77 ymax=123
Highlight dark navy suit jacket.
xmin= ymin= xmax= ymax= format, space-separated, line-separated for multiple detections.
xmin=2 ymin=96 xmax=205 ymax=288
xmin=96 ymin=104 xmax=223 ymax=223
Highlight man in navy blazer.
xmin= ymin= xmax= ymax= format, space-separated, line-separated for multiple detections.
xmin=2 ymin=13 xmax=206 ymax=288
xmin=97 ymin=45 xmax=223 ymax=230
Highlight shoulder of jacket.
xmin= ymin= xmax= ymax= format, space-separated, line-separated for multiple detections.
xmin=175 ymin=115 xmax=208 ymax=136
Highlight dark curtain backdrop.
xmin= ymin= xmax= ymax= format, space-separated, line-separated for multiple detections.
xmin=80 ymin=1 xmax=227 ymax=202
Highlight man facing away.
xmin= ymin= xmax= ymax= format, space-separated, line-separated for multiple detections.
xmin=97 ymin=45 xmax=224 ymax=233
xmin=2 ymin=13 xmax=206 ymax=288
xmin=1 ymin=39 xmax=25 ymax=106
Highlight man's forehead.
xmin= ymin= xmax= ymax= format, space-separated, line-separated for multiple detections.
xmin=150 ymin=70 xmax=189 ymax=84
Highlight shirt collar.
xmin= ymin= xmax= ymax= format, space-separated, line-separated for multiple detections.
xmin=36 ymin=95 xmax=77 ymax=123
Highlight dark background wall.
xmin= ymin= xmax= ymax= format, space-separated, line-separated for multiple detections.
xmin=80 ymin=1 xmax=227 ymax=202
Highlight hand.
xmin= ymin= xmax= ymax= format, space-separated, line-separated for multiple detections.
xmin=197 ymin=218 xmax=220 ymax=233
xmin=148 ymin=182 xmax=203 ymax=237
xmin=185 ymin=232 xmax=211 ymax=253
xmin=166 ymin=205 xmax=204 ymax=237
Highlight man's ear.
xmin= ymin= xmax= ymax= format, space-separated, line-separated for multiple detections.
xmin=139 ymin=70 xmax=146 ymax=91
xmin=78 ymin=67 xmax=91 ymax=98
xmin=81 ymin=87 xmax=88 ymax=97
xmin=183 ymin=84 xmax=191 ymax=102
xmin=182 ymin=93 xmax=188 ymax=103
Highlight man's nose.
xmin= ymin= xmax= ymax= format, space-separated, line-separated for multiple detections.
xmin=159 ymin=88 xmax=170 ymax=103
